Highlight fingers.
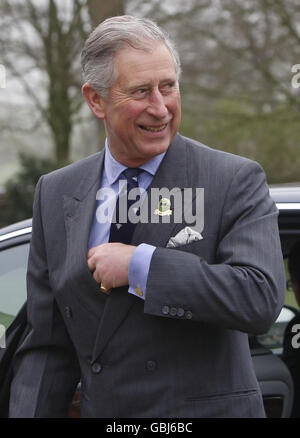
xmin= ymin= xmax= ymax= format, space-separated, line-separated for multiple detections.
xmin=86 ymin=243 xmax=136 ymax=290
xmin=87 ymin=245 xmax=104 ymax=273
xmin=86 ymin=244 xmax=112 ymax=286
xmin=87 ymin=256 xmax=94 ymax=272
xmin=87 ymin=246 xmax=97 ymax=261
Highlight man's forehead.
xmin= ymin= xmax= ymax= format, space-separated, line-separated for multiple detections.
xmin=113 ymin=43 xmax=177 ymax=88
xmin=126 ymin=72 xmax=177 ymax=88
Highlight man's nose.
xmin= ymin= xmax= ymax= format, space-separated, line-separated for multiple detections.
xmin=146 ymin=89 xmax=168 ymax=119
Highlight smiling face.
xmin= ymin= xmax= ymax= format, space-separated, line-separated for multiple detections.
xmin=83 ymin=42 xmax=181 ymax=167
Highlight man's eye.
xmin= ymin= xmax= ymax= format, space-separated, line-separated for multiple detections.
xmin=161 ymin=83 xmax=175 ymax=93
xmin=133 ymin=88 xmax=148 ymax=98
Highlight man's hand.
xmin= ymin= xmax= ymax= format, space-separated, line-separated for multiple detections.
xmin=87 ymin=243 xmax=136 ymax=290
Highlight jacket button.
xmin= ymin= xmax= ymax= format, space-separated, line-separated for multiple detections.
xmin=162 ymin=305 xmax=169 ymax=315
xmin=170 ymin=307 xmax=177 ymax=316
xmin=185 ymin=311 xmax=193 ymax=320
xmin=146 ymin=360 xmax=157 ymax=371
xmin=91 ymin=362 xmax=102 ymax=374
xmin=64 ymin=306 xmax=73 ymax=318
xmin=177 ymin=308 xmax=185 ymax=317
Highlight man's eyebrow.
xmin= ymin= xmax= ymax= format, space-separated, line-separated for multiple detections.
xmin=126 ymin=82 xmax=151 ymax=92
xmin=126 ymin=78 xmax=177 ymax=93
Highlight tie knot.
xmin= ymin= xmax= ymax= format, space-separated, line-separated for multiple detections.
xmin=122 ymin=168 xmax=141 ymax=183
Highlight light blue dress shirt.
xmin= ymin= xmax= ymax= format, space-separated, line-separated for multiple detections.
xmin=88 ymin=140 xmax=165 ymax=300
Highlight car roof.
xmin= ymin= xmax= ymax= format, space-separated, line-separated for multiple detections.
xmin=269 ymin=183 xmax=300 ymax=204
xmin=0 ymin=218 xmax=32 ymax=242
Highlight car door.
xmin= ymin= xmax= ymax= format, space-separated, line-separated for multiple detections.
xmin=0 ymin=228 xmax=31 ymax=417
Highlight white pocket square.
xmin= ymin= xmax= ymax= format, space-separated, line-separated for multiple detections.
xmin=166 ymin=227 xmax=203 ymax=248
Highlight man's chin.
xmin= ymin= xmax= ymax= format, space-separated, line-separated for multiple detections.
xmin=141 ymin=140 xmax=171 ymax=158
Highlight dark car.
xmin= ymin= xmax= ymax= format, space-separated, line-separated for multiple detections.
xmin=0 ymin=219 xmax=81 ymax=417
xmin=251 ymin=184 xmax=300 ymax=418
xmin=0 ymin=183 xmax=300 ymax=418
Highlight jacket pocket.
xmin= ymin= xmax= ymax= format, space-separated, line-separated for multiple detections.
xmin=185 ymin=389 xmax=264 ymax=417
xmin=186 ymin=388 xmax=259 ymax=402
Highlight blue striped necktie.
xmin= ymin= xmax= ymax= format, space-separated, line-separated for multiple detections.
xmin=109 ymin=168 xmax=142 ymax=244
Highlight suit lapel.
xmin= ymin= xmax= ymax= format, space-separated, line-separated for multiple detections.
xmin=63 ymin=151 xmax=107 ymax=313
xmin=92 ymin=134 xmax=189 ymax=362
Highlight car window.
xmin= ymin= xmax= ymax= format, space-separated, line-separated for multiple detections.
xmin=0 ymin=243 xmax=29 ymax=330
xmin=257 ymin=306 xmax=298 ymax=355
xmin=256 ymin=251 xmax=300 ymax=356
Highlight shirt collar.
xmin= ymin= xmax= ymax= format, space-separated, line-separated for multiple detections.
xmin=104 ymin=139 xmax=166 ymax=185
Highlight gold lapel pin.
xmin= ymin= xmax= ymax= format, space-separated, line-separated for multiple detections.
xmin=154 ymin=198 xmax=172 ymax=216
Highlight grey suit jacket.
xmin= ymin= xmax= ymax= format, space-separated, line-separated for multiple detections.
xmin=9 ymin=134 xmax=286 ymax=418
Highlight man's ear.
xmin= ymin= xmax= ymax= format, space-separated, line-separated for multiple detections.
xmin=82 ymin=82 xmax=106 ymax=119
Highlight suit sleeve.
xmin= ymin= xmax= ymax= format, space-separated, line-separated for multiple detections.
xmin=9 ymin=177 xmax=80 ymax=418
xmin=144 ymin=160 xmax=286 ymax=335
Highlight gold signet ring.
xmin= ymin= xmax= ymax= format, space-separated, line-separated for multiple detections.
xmin=100 ymin=283 xmax=110 ymax=294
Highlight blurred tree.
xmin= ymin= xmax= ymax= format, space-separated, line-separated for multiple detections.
xmin=87 ymin=0 xmax=125 ymax=26
xmin=0 ymin=0 xmax=130 ymax=166
xmin=0 ymin=0 xmax=90 ymax=165
xmin=0 ymin=0 xmax=128 ymax=226
xmin=86 ymin=0 xmax=126 ymax=147
xmin=185 ymin=0 xmax=300 ymax=183
xmin=0 ymin=152 xmax=58 ymax=227
xmin=137 ymin=0 xmax=300 ymax=183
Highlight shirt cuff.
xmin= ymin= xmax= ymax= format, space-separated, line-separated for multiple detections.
xmin=128 ymin=243 xmax=156 ymax=300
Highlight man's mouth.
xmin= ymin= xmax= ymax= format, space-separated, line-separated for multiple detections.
xmin=139 ymin=124 xmax=168 ymax=132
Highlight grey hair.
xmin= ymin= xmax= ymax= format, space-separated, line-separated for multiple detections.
xmin=81 ymin=15 xmax=181 ymax=98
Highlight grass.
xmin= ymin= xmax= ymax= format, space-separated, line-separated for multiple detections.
xmin=285 ymin=289 xmax=299 ymax=310
xmin=0 ymin=311 xmax=14 ymax=330
xmin=284 ymin=258 xmax=299 ymax=310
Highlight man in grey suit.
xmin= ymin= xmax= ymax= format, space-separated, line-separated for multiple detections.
xmin=9 ymin=15 xmax=285 ymax=418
